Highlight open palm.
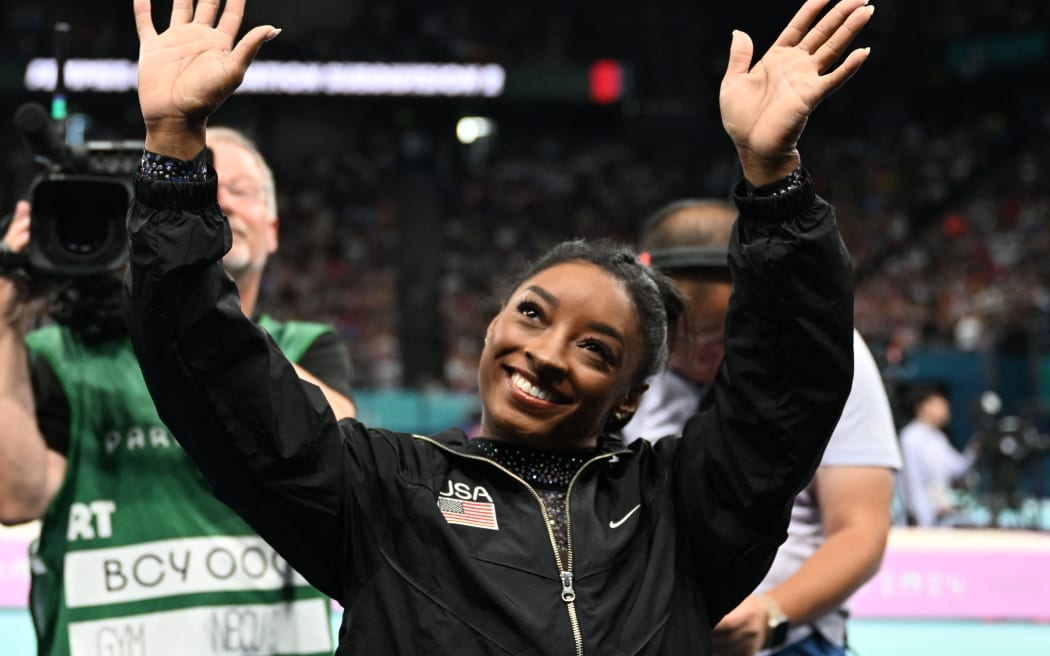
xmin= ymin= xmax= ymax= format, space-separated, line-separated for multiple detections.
xmin=135 ymin=0 xmax=275 ymax=131
xmin=720 ymin=0 xmax=874 ymax=182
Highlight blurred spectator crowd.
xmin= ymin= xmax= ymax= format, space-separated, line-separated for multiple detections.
xmin=2 ymin=0 xmax=1050 ymax=391
xmin=258 ymin=97 xmax=1050 ymax=390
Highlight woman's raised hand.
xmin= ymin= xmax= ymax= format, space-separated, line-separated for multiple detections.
xmin=720 ymin=0 xmax=874 ymax=185
xmin=134 ymin=0 xmax=278 ymax=158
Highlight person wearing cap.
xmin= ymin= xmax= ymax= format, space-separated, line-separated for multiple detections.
xmin=624 ymin=199 xmax=902 ymax=655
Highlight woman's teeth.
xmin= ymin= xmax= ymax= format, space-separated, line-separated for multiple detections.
xmin=511 ymin=372 xmax=552 ymax=402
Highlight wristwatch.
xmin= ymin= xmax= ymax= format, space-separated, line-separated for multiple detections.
xmin=757 ymin=593 xmax=791 ymax=651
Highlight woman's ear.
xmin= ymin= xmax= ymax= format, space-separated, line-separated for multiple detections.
xmin=484 ymin=314 xmax=499 ymax=346
xmin=605 ymin=384 xmax=650 ymax=432
xmin=621 ymin=383 xmax=649 ymax=416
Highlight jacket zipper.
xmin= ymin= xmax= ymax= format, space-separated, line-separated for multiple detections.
xmin=559 ymin=451 xmax=619 ymax=656
xmin=414 ymin=435 xmax=629 ymax=656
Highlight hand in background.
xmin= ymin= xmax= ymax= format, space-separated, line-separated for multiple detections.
xmin=2 ymin=201 xmax=30 ymax=255
xmin=1 ymin=201 xmax=32 ymax=328
xmin=712 ymin=594 xmax=768 ymax=656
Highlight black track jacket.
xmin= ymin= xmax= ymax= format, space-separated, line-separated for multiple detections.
xmin=125 ymin=166 xmax=853 ymax=655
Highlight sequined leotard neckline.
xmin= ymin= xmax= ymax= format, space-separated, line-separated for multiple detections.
xmin=470 ymin=439 xmax=593 ymax=566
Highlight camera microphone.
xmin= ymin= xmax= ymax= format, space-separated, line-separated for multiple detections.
xmin=14 ymin=102 xmax=69 ymax=170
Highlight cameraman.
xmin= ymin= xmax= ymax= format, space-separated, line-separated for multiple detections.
xmin=0 ymin=127 xmax=354 ymax=655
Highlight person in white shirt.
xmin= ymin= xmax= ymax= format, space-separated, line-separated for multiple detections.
xmin=899 ymin=385 xmax=977 ymax=527
xmin=624 ymin=199 xmax=902 ymax=655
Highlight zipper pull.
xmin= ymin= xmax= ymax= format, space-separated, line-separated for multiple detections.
xmin=560 ymin=571 xmax=576 ymax=602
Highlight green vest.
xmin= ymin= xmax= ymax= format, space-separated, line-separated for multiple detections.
xmin=27 ymin=318 xmax=335 ymax=656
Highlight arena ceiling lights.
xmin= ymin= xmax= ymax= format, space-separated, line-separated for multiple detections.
xmin=23 ymin=58 xmax=507 ymax=98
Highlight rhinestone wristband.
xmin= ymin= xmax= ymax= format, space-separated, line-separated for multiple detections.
xmin=138 ymin=149 xmax=209 ymax=183
xmin=747 ymin=166 xmax=806 ymax=199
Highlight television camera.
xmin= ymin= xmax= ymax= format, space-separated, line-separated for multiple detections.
xmin=973 ymin=391 xmax=1050 ymax=528
xmin=1 ymin=21 xmax=142 ymax=284
xmin=0 ymin=101 xmax=141 ymax=282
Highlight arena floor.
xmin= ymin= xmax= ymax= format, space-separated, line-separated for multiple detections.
xmin=1 ymin=611 xmax=1048 ymax=654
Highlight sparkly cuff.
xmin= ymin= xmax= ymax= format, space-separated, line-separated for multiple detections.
xmin=138 ymin=149 xmax=209 ymax=183
xmin=745 ymin=166 xmax=806 ymax=199
xmin=134 ymin=149 xmax=217 ymax=211
xmin=733 ymin=166 xmax=815 ymax=223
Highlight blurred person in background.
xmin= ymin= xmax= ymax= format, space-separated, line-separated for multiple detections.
xmin=899 ymin=385 xmax=977 ymax=527
xmin=0 ymin=127 xmax=354 ymax=655
xmin=122 ymin=0 xmax=872 ymax=653
xmin=623 ymin=200 xmax=901 ymax=655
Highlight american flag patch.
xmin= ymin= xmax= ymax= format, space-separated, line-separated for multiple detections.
xmin=437 ymin=497 xmax=500 ymax=530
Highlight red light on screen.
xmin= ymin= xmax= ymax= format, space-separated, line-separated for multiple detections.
xmin=589 ymin=59 xmax=623 ymax=104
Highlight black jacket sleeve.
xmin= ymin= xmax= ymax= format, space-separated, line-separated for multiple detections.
xmin=124 ymin=170 xmax=376 ymax=602
xmin=672 ymin=170 xmax=854 ymax=623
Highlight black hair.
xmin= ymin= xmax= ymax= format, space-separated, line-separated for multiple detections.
xmin=504 ymin=239 xmax=685 ymax=388
xmin=639 ymin=198 xmax=737 ymax=253
xmin=48 ymin=274 xmax=127 ymax=344
xmin=903 ymin=382 xmax=948 ymax=419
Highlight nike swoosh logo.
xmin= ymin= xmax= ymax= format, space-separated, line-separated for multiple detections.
xmin=609 ymin=504 xmax=642 ymax=529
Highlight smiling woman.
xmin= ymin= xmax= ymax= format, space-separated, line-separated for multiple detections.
xmin=478 ymin=242 xmax=682 ymax=453
xmin=123 ymin=0 xmax=869 ymax=653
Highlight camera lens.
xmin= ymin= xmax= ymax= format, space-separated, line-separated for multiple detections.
xmin=55 ymin=213 xmax=112 ymax=255
xmin=28 ymin=175 xmax=131 ymax=275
